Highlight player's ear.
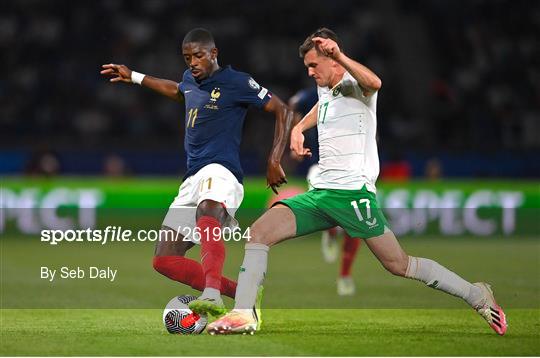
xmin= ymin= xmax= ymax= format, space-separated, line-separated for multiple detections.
xmin=211 ymin=47 xmax=218 ymax=61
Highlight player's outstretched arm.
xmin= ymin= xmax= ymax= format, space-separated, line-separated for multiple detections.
xmin=290 ymin=102 xmax=318 ymax=158
xmin=312 ymin=37 xmax=382 ymax=96
xmin=100 ymin=63 xmax=184 ymax=102
xmin=262 ymin=95 xmax=294 ymax=194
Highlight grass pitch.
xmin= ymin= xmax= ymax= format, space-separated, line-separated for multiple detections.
xmin=1 ymin=308 xmax=539 ymax=356
xmin=1 ymin=233 xmax=539 ymax=355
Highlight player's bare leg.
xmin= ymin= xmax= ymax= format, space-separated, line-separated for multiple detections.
xmin=207 ymin=204 xmax=296 ymax=334
xmin=188 ymin=199 xmax=230 ymax=317
xmin=365 ymin=230 xmax=507 ymax=335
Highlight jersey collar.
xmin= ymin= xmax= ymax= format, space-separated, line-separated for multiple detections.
xmin=198 ymin=65 xmax=231 ymax=85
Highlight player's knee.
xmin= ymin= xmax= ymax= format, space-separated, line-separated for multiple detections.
xmin=382 ymin=256 xmax=408 ymax=277
xmin=248 ymin=223 xmax=274 ymax=246
xmin=196 ymin=199 xmax=227 ymax=223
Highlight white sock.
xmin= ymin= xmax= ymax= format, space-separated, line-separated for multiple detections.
xmin=234 ymin=243 xmax=269 ymax=309
xmin=201 ymin=287 xmax=221 ymax=301
xmin=405 ymin=256 xmax=483 ymax=307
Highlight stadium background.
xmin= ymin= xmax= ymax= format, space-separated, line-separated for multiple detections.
xmin=1 ymin=0 xmax=539 ymax=356
xmin=2 ymin=0 xmax=538 ymax=177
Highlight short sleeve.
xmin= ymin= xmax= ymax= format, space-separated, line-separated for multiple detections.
xmin=178 ymin=70 xmax=191 ymax=95
xmin=342 ymin=72 xmax=377 ymax=101
xmin=235 ymin=74 xmax=272 ymax=108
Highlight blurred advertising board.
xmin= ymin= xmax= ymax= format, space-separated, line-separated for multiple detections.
xmin=1 ymin=177 xmax=538 ymax=237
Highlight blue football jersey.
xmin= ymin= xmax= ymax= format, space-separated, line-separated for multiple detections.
xmin=294 ymin=87 xmax=318 ymax=117
xmin=178 ymin=66 xmax=272 ymax=183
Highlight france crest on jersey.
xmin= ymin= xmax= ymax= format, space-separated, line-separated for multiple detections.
xmin=178 ymin=66 xmax=272 ymax=183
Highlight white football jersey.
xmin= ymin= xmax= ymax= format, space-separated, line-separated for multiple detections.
xmin=310 ymin=71 xmax=380 ymax=192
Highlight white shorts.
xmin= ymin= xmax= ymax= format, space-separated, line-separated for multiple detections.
xmin=162 ymin=164 xmax=244 ymax=244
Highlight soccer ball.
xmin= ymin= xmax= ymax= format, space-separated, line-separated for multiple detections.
xmin=163 ymin=295 xmax=208 ymax=334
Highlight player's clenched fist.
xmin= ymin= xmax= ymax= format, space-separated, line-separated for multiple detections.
xmin=312 ymin=37 xmax=341 ymax=60
xmin=100 ymin=63 xmax=133 ymax=83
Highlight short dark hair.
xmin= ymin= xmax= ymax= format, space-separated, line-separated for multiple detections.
xmin=182 ymin=28 xmax=215 ymax=47
xmin=299 ymin=27 xmax=340 ymax=58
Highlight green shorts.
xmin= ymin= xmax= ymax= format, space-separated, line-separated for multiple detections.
xmin=277 ymin=186 xmax=389 ymax=239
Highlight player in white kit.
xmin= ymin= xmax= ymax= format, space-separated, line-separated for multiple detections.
xmin=208 ymin=28 xmax=507 ymax=335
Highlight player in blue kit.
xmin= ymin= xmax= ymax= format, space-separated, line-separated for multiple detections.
xmin=101 ymin=28 xmax=292 ymax=320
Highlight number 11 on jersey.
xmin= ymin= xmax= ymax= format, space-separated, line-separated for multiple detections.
xmin=187 ymin=108 xmax=198 ymax=128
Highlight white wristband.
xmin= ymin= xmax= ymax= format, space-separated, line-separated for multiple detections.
xmin=131 ymin=71 xmax=146 ymax=85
